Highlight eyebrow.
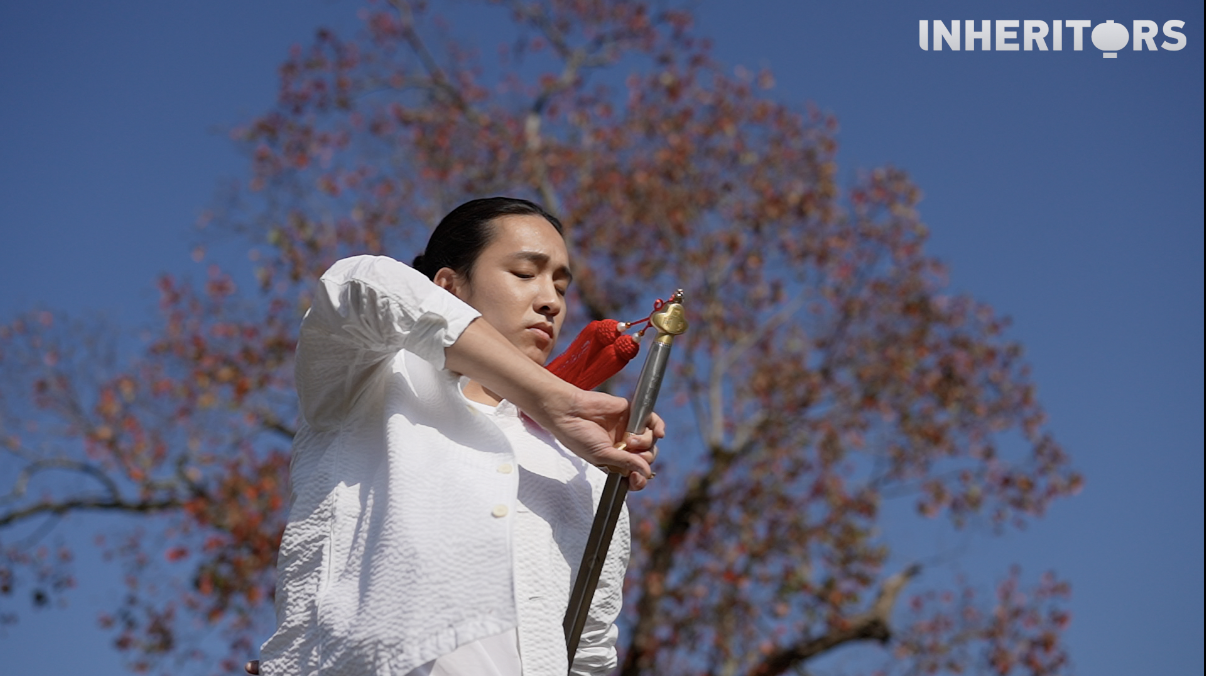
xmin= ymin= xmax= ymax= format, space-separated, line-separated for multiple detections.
xmin=509 ymin=251 xmax=573 ymax=284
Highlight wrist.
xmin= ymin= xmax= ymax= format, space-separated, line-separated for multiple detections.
xmin=512 ymin=366 xmax=578 ymax=427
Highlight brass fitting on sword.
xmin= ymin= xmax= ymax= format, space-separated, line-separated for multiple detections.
xmin=649 ymin=289 xmax=688 ymax=345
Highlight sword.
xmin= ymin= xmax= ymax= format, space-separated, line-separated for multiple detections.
xmin=563 ymin=290 xmax=688 ymax=670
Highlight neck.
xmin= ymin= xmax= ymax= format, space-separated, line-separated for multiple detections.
xmin=462 ymin=379 xmax=504 ymax=407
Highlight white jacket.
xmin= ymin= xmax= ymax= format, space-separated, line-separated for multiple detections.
xmin=260 ymin=255 xmax=628 ymax=676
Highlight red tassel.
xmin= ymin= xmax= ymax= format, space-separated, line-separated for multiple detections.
xmin=546 ymin=319 xmax=618 ymax=383
xmin=570 ymin=335 xmax=640 ymax=391
xmin=546 ymin=320 xmax=639 ymax=390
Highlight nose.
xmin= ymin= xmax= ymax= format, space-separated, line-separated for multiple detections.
xmin=534 ymin=277 xmax=562 ymax=320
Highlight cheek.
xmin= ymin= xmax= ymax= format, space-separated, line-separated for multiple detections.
xmin=484 ymin=286 xmax=530 ymax=331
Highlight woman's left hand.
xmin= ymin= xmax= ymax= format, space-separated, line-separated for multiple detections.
xmin=615 ymin=411 xmax=665 ymax=488
xmin=444 ymin=320 xmax=667 ymax=488
xmin=538 ymin=385 xmax=665 ymax=490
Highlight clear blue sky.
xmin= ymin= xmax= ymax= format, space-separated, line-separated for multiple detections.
xmin=0 ymin=1 xmax=1201 ymax=674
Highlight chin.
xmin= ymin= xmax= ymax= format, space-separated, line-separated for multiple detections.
xmin=527 ymin=340 xmax=554 ymax=365
xmin=516 ymin=344 xmax=544 ymax=365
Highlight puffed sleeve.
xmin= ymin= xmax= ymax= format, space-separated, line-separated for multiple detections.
xmin=570 ymin=503 xmax=630 ymax=675
xmin=294 ymin=254 xmax=481 ymax=430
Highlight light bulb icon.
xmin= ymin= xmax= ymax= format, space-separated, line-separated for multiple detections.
xmin=1092 ymin=20 xmax=1129 ymax=58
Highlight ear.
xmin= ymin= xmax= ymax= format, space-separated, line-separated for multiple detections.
xmin=433 ymin=267 xmax=463 ymax=298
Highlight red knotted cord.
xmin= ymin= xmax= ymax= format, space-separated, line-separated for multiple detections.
xmin=545 ymin=318 xmax=622 ymax=385
xmin=544 ymin=297 xmax=669 ymax=391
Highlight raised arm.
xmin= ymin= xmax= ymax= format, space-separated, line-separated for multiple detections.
xmin=445 ymin=318 xmax=654 ymax=489
xmin=295 ymin=254 xmax=654 ymax=487
xmin=294 ymin=255 xmax=481 ymax=430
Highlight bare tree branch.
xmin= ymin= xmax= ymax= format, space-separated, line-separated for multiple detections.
xmin=0 ymin=496 xmax=182 ymax=529
xmin=255 ymin=412 xmax=297 ymax=442
xmin=708 ymin=295 xmax=806 ymax=447
xmin=1 ymin=458 xmax=122 ymax=506
xmin=743 ymin=565 xmax=922 ymax=676
xmin=388 ymin=0 xmax=487 ymax=126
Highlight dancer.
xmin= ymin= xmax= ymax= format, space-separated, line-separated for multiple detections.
xmin=256 ymin=197 xmax=663 ymax=676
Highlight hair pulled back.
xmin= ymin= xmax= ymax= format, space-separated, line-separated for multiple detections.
xmin=412 ymin=197 xmax=564 ymax=280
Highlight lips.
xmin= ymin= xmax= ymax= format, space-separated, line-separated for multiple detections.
xmin=527 ymin=323 xmax=554 ymax=343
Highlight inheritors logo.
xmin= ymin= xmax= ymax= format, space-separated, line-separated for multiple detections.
xmin=919 ymin=20 xmax=1187 ymax=58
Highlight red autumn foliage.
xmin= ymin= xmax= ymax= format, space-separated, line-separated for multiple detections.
xmin=0 ymin=2 xmax=1081 ymax=675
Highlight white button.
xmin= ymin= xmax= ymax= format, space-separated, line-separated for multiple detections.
xmin=491 ymin=504 xmax=509 ymax=518
xmin=497 ymin=463 xmax=513 ymax=474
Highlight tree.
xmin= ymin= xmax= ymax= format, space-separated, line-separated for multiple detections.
xmin=0 ymin=1 xmax=1083 ymax=674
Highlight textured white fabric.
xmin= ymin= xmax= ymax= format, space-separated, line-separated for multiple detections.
xmin=259 ymin=255 xmax=628 ymax=676
xmin=407 ymin=628 xmax=520 ymax=676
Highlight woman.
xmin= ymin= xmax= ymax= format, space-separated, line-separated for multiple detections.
xmin=257 ymin=197 xmax=663 ymax=676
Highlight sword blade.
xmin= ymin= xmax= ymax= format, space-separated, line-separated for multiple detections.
xmin=564 ymin=339 xmax=673 ymax=666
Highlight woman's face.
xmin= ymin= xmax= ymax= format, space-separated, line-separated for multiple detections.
xmin=437 ymin=214 xmax=571 ymax=365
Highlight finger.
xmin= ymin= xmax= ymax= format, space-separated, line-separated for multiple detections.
xmin=624 ymin=414 xmax=664 ymax=452
xmin=612 ymin=438 xmax=657 ymax=471
xmin=624 ymin=430 xmax=655 ymax=452
xmin=628 ymin=470 xmax=648 ymax=491
xmin=623 ymin=440 xmax=657 ymax=463
xmin=598 ymin=445 xmax=652 ymax=480
xmin=648 ymin=411 xmax=666 ymax=439
xmin=638 ymin=446 xmax=657 ymax=468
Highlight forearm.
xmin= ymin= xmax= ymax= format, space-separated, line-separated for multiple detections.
xmin=443 ymin=316 xmax=576 ymax=422
xmin=443 ymin=318 xmax=654 ymax=487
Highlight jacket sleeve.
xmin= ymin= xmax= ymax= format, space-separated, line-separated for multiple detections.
xmin=571 ymin=503 xmax=631 ymax=676
xmin=294 ymin=254 xmax=481 ymax=430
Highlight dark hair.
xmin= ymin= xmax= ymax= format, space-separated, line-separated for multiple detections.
xmin=411 ymin=197 xmax=564 ymax=280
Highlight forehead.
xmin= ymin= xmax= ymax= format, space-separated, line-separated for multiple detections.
xmin=483 ymin=214 xmax=569 ymax=264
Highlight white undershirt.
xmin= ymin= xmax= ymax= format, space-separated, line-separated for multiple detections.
xmin=405 ymin=628 xmax=521 ymax=676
